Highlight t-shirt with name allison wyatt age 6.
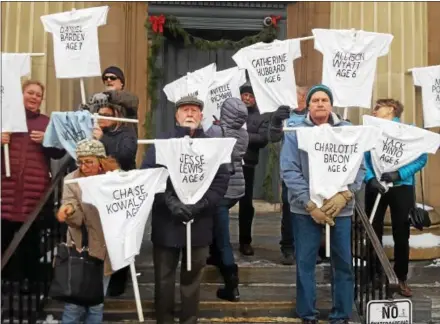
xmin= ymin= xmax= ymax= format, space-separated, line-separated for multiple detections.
xmin=155 ymin=137 xmax=236 ymax=204
xmin=75 ymin=168 xmax=169 ymax=271
xmin=313 ymin=29 xmax=394 ymax=108
xmin=297 ymin=124 xmax=379 ymax=207
xmin=40 ymin=6 xmax=109 ymax=79
xmin=163 ymin=63 xmax=217 ymax=103
xmin=1 ymin=53 xmax=31 ymax=133
xmin=411 ymin=65 xmax=440 ymax=128
xmin=232 ymin=39 xmax=301 ymax=113
xmin=202 ymin=67 xmax=247 ymax=131
xmin=363 ymin=115 xmax=440 ymax=181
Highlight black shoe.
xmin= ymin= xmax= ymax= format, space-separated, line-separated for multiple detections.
xmin=280 ymin=250 xmax=294 ymax=265
xmin=239 ymin=244 xmax=254 ymax=256
xmin=216 ymin=264 xmax=240 ymax=302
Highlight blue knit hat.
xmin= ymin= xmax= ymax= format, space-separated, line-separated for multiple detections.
xmin=306 ymin=84 xmax=334 ymax=107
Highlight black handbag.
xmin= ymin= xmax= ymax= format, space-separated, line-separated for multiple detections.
xmin=409 ymin=172 xmax=431 ymax=231
xmin=49 ymin=224 xmax=104 ymax=307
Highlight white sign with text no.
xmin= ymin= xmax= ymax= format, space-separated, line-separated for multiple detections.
xmin=367 ymin=299 xmax=412 ymax=324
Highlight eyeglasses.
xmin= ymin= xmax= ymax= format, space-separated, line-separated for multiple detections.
xmin=102 ymin=75 xmax=118 ymax=81
xmin=76 ymin=160 xmax=96 ymax=167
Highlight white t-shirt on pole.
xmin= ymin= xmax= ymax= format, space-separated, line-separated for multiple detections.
xmin=163 ymin=63 xmax=217 ymax=103
xmin=1 ymin=53 xmax=31 ymax=133
xmin=155 ymin=137 xmax=236 ymax=204
xmin=313 ymin=28 xmax=393 ymax=108
xmin=40 ymin=6 xmax=109 ymax=78
xmin=202 ymin=67 xmax=247 ymax=131
xmin=75 ymin=168 xmax=169 ymax=271
xmin=411 ymin=65 xmax=440 ymax=128
xmin=232 ymin=39 xmax=302 ymax=113
xmin=297 ymin=124 xmax=379 ymax=207
xmin=363 ymin=115 xmax=440 ymax=180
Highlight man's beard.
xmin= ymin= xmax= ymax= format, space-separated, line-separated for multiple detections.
xmin=181 ymin=119 xmax=199 ymax=130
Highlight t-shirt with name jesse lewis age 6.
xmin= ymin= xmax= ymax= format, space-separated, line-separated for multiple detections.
xmin=40 ymin=6 xmax=109 ymax=79
xmin=75 ymin=168 xmax=169 ymax=271
xmin=155 ymin=137 xmax=236 ymax=205
xmin=297 ymin=124 xmax=379 ymax=208
xmin=313 ymin=28 xmax=393 ymax=108
xmin=232 ymin=39 xmax=301 ymax=114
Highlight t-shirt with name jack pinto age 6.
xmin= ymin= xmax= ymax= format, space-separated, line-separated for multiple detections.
xmin=313 ymin=28 xmax=393 ymax=108
xmin=155 ymin=137 xmax=236 ymax=204
xmin=297 ymin=124 xmax=379 ymax=207
xmin=232 ymin=39 xmax=301 ymax=113
xmin=75 ymin=168 xmax=169 ymax=271
xmin=40 ymin=6 xmax=109 ymax=78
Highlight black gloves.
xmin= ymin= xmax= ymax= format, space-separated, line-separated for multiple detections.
xmin=273 ymin=105 xmax=291 ymax=124
xmin=380 ymin=171 xmax=400 ymax=183
xmin=188 ymin=198 xmax=209 ymax=216
xmin=368 ymin=178 xmax=387 ymax=195
xmin=164 ymin=191 xmax=193 ymax=223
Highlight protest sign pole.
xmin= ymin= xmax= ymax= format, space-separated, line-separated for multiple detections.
xmin=4 ymin=143 xmax=11 ymax=177
xmin=130 ymin=261 xmax=144 ymax=322
xmin=343 ymin=107 xmax=348 ymax=120
xmin=325 ymin=224 xmax=330 ymax=258
xmin=369 ymin=193 xmax=382 ymax=224
xmin=80 ymin=78 xmax=86 ymax=105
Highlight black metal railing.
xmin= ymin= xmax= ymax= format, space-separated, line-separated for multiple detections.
xmin=1 ymin=159 xmax=72 ymax=324
xmin=352 ymin=201 xmax=400 ymax=322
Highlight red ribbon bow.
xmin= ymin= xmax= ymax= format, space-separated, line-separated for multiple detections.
xmin=270 ymin=15 xmax=281 ymax=27
xmin=149 ymin=15 xmax=166 ymax=34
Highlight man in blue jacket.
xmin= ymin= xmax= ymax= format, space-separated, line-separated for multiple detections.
xmin=281 ymin=84 xmax=365 ymax=324
xmin=364 ymin=98 xmax=427 ymax=298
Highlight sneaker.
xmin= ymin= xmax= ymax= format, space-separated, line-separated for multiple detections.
xmin=398 ymin=280 xmax=412 ymax=297
xmin=239 ymin=244 xmax=254 ymax=256
xmin=280 ymin=250 xmax=294 ymax=265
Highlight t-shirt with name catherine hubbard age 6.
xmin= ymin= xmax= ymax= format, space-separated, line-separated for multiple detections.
xmin=202 ymin=67 xmax=247 ymax=131
xmin=155 ymin=137 xmax=236 ymax=205
xmin=75 ymin=168 xmax=169 ymax=271
xmin=411 ymin=65 xmax=440 ymax=128
xmin=163 ymin=63 xmax=217 ymax=103
xmin=363 ymin=115 xmax=440 ymax=180
xmin=232 ymin=39 xmax=301 ymax=113
xmin=297 ymin=124 xmax=379 ymax=207
xmin=312 ymin=28 xmax=393 ymax=108
xmin=40 ymin=6 xmax=109 ymax=79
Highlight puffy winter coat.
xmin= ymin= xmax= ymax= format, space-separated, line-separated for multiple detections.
xmin=206 ymin=98 xmax=249 ymax=199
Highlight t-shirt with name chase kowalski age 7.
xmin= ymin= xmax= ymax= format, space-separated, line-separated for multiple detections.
xmin=155 ymin=137 xmax=236 ymax=205
xmin=363 ymin=115 xmax=440 ymax=181
xmin=75 ymin=168 xmax=169 ymax=271
xmin=297 ymin=124 xmax=379 ymax=207
xmin=40 ymin=6 xmax=109 ymax=79
xmin=411 ymin=65 xmax=440 ymax=128
xmin=232 ymin=39 xmax=301 ymax=114
xmin=202 ymin=67 xmax=247 ymax=131
xmin=313 ymin=28 xmax=393 ymax=108
xmin=163 ymin=63 xmax=217 ymax=104
xmin=1 ymin=53 xmax=31 ymax=133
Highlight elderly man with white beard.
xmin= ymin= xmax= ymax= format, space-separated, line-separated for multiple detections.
xmin=141 ymin=95 xmax=230 ymax=324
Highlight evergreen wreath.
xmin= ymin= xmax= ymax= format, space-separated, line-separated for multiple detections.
xmin=145 ymin=14 xmax=281 ymax=202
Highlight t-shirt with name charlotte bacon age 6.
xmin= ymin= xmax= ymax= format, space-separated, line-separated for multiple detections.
xmin=40 ymin=6 xmax=109 ymax=78
xmin=232 ymin=39 xmax=301 ymax=113
xmin=75 ymin=168 xmax=169 ymax=271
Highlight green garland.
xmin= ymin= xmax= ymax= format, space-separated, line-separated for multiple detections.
xmin=145 ymin=14 xmax=280 ymax=201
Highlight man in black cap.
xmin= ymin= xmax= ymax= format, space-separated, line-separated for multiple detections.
xmin=141 ymin=95 xmax=230 ymax=324
xmin=238 ymin=82 xmax=290 ymax=256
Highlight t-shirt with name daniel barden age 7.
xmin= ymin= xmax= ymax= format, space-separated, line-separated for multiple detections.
xmin=297 ymin=124 xmax=379 ymax=208
xmin=40 ymin=6 xmax=109 ymax=79
xmin=232 ymin=38 xmax=301 ymax=114
xmin=75 ymin=168 xmax=169 ymax=271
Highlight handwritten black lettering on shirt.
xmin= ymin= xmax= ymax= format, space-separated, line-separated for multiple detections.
xmin=106 ymin=185 xmax=148 ymax=218
xmin=179 ymin=153 xmax=206 ymax=183
xmin=60 ymin=25 xmax=85 ymax=51
xmin=433 ymin=79 xmax=440 ymax=103
xmin=315 ymin=142 xmax=358 ymax=173
xmin=251 ymin=53 xmax=288 ymax=84
xmin=379 ymin=137 xmax=405 ymax=166
xmin=61 ymin=121 xmax=87 ymax=142
xmin=332 ymin=51 xmax=365 ymax=79
xmin=210 ymin=84 xmax=233 ymax=109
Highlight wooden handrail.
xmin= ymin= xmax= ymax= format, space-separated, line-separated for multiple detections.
xmin=354 ymin=201 xmax=399 ymax=291
xmin=1 ymin=159 xmax=71 ymax=270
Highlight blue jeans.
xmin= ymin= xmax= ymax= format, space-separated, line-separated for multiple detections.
xmin=62 ymin=276 xmax=111 ymax=324
xmin=214 ymin=198 xmax=238 ymax=266
xmin=292 ymin=213 xmax=353 ymax=322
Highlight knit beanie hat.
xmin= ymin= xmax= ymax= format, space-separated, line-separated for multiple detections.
xmin=306 ymin=84 xmax=334 ymax=107
xmin=239 ymin=82 xmax=254 ymax=95
xmin=76 ymin=139 xmax=107 ymax=158
xmin=102 ymin=66 xmax=125 ymax=88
